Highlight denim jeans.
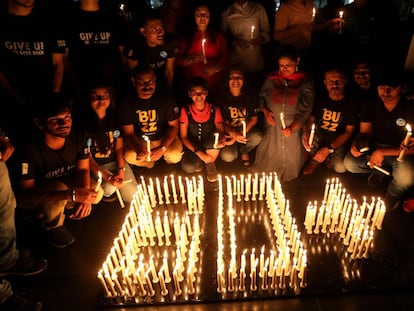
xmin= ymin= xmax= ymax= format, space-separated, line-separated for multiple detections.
xmin=220 ymin=127 xmax=263 ymax=162
xmin=0 ymin=162 xmax=19 ymax=303
xmin=344 ymin=152 xmax=414 ymax=197
xmin=97 ymin=162 xmax=138 ymax=203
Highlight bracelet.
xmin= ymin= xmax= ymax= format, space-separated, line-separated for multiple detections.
xmin=71 ymin=189 xmax=76 ymax=202
xmin=108 ymin=175 xmax=113 ymax=181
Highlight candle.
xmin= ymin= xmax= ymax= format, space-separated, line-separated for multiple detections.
xmin=170 ymin=174 xmax=178 ymax=203
xmin=158 ymin=270 xmax=168 ymax=296
xmin=280 ymin=112 xmax=286 ymax=129
xmin=312 ymin=7 xmax=316 ymax=22
xmin=397 ymin=124 xmax=412 ymax=162
xmin=163 ymin=176 xmax=171 ymax=204
xmin=242 ymin=120 xmax=246 ymax=138
xmin=250 ymin=25 xmax=255 ymax=40
xmin=115 ymin=189 xmax=125 ymax=208
xmin=339 ymin=10 xmax=344 ymax=34
xmin=201 ymin=38 xmax=207 ymax=64
xmin=213 ymin=132 xmax=219 ymax=148
xmin=142 ymin=135 xmax=151 ymax=161
xmin=95 ymin=171 xmax=102 ymax=192
xmin=163 ymin=211 xmax=172 ymax=246
xmin=259 ymin=245 xmax=265 ymax=278
xmin=308 ymin=123 xmax=315 ymax=149
xmin=367 ymin=161 xmax=391 ymax=176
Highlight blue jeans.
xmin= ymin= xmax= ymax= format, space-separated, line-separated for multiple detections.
xmin=96 ymin=162 xmax=138 ymax=203
xmin=344 ymin=152 xmax=414 ymax=197
xmin=0 ymin=162 xmax=19 ymax=303
xmin=220 ymin=127 xmax=263 ymax=162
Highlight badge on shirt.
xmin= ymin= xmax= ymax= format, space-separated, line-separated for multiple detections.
xmin=113 ymin=130 xmax=120 ymax=139
xmin=396 ymin=118 xmax=407 ymax=127
xmin=160 ymin=51 xmax=167 ymax=59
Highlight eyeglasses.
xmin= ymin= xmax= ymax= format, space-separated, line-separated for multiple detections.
xmin=90 ymin=93 xmax=110 ymax=101
xmin=189 ymin=89 xmax=208 ymax=97
xmin=195 ymin=12 xmax=210 ymax=18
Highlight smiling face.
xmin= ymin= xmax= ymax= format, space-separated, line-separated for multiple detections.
xmin=189 ymin=86 xmax=208 ymax=107
xmin=228 ymin=69 xmax=244 ymax=95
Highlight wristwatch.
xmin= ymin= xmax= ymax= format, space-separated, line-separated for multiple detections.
xmin=327 ymin=145 xmax=335 ymax=154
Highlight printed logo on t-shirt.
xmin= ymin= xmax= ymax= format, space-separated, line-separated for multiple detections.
xmin=396 ymin=118 xmax=407 ymax=127
xmin=321 ymin=109 xmax=341 ymax=132
xmin=160 ymin=50 xmax=167 ymax=59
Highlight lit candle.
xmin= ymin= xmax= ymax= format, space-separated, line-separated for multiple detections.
xmin=142 ymin=135 xmax=151 ymax=162
xmin=242 ymin=120 xmax=246 ymax=138
xmin=308 ymin=123 xmax=315 ymax=149
xmin=280 ymin=112 xmax=286 ymax=129
xmin=259 ymin=245 xmax=265 ymax=278
xmin=115 ymin=189 xmax=125 ymax=208
xmin=163 ymin=176 xmax=171 ymax=204
xmin=250 ymin=258 xmax=258 ymax=291
xmin=213 ymin=132 xmax=219 ymax=148
xmin=94 ymin=171 xmax=102 ymax=192
xmin=250 ymin=25 xmax=255 ymax=40
xmin=397 ymin=124 xmax=412 ymax=162
xmin=311 ymin=7 xmax=316 ymax=22
xmin=163 ymin=211 xmax=172 ymax=246
xmin=338 ymin=10 xmax=344 ymax=34
xmin=156 ymin=177 xmax=164 ymax=204
xmin=170 ymin=174 xmax=178 ymax=203
xmin=201 ymin=38 xmax=207 ymax=64
xmin=158 ymin=269 xmax=168 ymax=296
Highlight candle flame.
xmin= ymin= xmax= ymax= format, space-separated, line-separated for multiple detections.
xmin=406 ymin=124 xmax=412 ymax=132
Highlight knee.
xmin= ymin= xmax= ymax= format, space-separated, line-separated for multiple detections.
xmin=220 ymin=146 xmax=237 ymax=162
xmin=164 ymin=150 xmax=183 ymax=164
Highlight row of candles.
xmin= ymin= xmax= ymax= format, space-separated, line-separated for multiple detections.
xmin=97 ymin=176 xmax=204 ymax=299
xmin=216 ymin=173 xmax=308 ymax=294
xmin=304 ymin=178 xmax=385 ymax=260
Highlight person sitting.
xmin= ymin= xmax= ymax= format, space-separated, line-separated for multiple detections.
xmin=216 ymin=66 xmax=263 ymax=167
xmin=0 ymin=126 xmax=47 ymax=311
xmin=14 ymin=95 xmax=103 ymax=249
xmin=179 ymin=76 xmax=227 ymax=182
xmin=74 ymin=82 xmax=139 ymax=204
xmin=119 ymin=65 xmax=183 ymax=170
xmin=302 ymin=64 xmax=357 ymax=175
xmin=344 ymin=69 xmax=414 ymax=211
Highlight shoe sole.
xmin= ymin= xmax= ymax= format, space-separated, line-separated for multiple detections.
xmin=0 ymin=259 xmax=48 ymax=277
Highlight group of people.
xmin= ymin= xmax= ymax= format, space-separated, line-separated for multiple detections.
xmin=1 ymin=0 xmax=414 ymax=310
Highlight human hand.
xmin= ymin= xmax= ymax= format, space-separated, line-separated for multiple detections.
xmin=281 ymin=126 xmax=292 ymax=137
xmin=70 ymin=203 xmax=92 ymax=220
xmin=263 ymin=107 xmax=276 ymax=126
xmin=368 ymin=150 xmax=384 ymax=168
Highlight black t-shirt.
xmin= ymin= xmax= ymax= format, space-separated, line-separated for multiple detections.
xmin=216 ymin=91 xmax=260 ymax=131
xmin=18 ymin=129 xmax=89 ymax=182
xmin=0 ymin=9 xmax=66 ymax=104
xmin=360 ymin=97 xmax=414 ymax=147
xmin=312 ymin=93 xmax=357 ymax=144
xmin=118 ymin=90 xmax=180 ymax=141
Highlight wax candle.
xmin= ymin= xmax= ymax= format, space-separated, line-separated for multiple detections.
xmin=170 ymin=174 xmax=178 ymax=203
xmin=280 ymin=112 xmax=286 ymax=129
xmin=142 ymin=135 xmax=151 ymax=161
xmin=397 ymin=124 xmax=412 ymax=162
xmin=242 ymin=120 xmax=246 ymax=138
xmin=95 ymin=171 xmax=102 ymax=192
xmin=311 ymin=7 xmax=316 ymax=22
xmin=338 ymin=10 xmax=344 ymax=34
xmin=250 ymin=25 xmax=255 ymax=40
xmin=308 ymin=123 xmax=315 ymax=148
xmin=259 ymin=245 xmax=265 ymax=278
xmin=158 ymin=270 xmax=168 ymax=296
xmin=201 ymin=38 xmax=207 ymax=64
xmin=173 ymin=269 xmax=182 ymax=296
xmin=213 ymin=132 xmax=219 ymax=148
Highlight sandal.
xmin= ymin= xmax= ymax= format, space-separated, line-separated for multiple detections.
xmin=241 ymin=154 xmax=250 ymax=167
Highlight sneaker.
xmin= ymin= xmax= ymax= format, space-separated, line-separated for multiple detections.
xmin=205 ymin=162 xmax=218 ymax=182
xmin=367 ymin=173 xmax=386 ymax=187
xmin=0 ymin=294 xmax=42 ymax=311
xmin=46 ymin=225 xmax=75 ymax=248
xmin=384 ymin=193 xmax=401 ymax=211
xmin=0 ymin=249 xmax=47 ymax=277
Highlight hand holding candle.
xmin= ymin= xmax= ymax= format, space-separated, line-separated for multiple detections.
xmin=213 ymin=132 xmax=219 ymax=148
xmin=397 ymin=124 xmax=412 ymax=162
xmin=308 ymin=123 xmax=315 ymax=149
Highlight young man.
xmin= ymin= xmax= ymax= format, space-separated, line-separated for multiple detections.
xmin=122 ymin=10 xmax=177 ymax=89
xmin=119 ymin=65 xmax=183 ymax=170
xmin=302 ymin=65 xmax=357 ymax=175
xmin=344 ymin=70 xmax=414 ymax=211
xmin=15 ymin=95 xmax=103 ymax=248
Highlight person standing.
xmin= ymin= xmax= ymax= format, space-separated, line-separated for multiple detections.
xmin=0 ymin=0 xmax=66 ymax=144
xmin=250 ymin=44 xmax=314 ymax=182
xmin=302 ymin=65 xmax=357 ymax=175
xmin=221 ymin=0 xmax=270 ymax=91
